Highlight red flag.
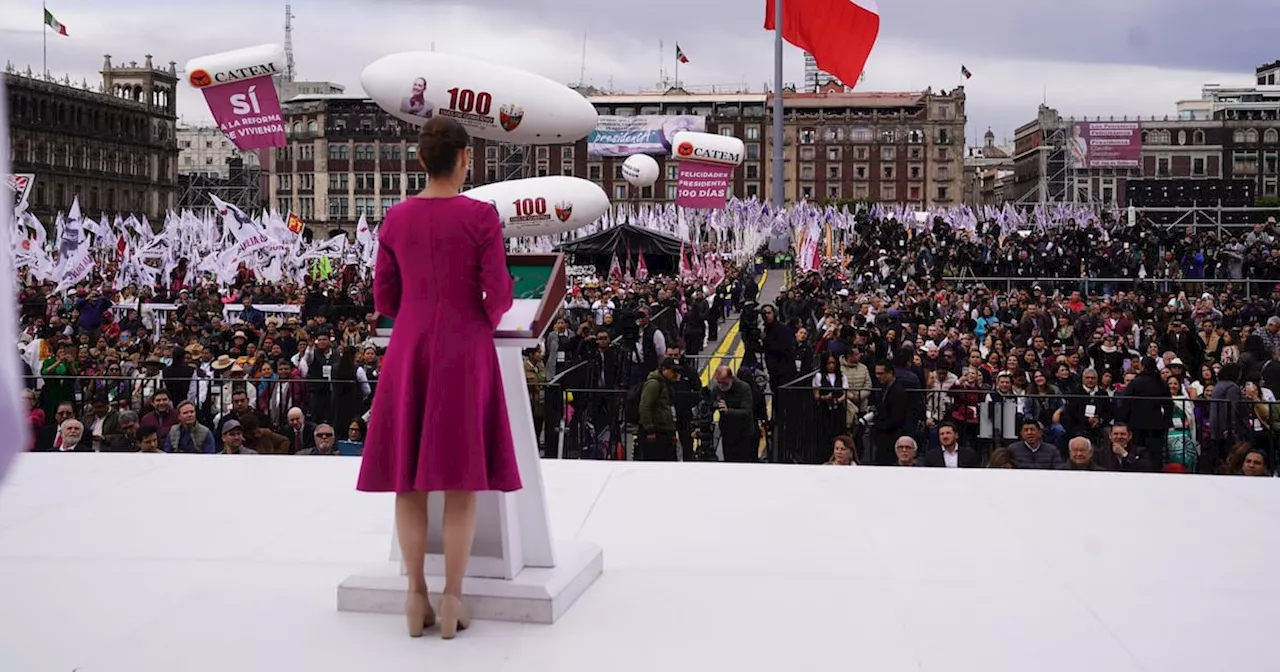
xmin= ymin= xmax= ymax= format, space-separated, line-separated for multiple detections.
xmin=765 ymin=0 xmax=879 ymax=89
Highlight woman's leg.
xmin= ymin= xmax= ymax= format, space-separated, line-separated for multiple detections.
xmin=395 ymin=492 xmax=430 ymax=595
xmin=442 ymin=491 xmax=478 ymax=597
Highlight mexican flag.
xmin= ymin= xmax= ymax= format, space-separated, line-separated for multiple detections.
xmin=44 ymin=9 xmax=68 ymax=36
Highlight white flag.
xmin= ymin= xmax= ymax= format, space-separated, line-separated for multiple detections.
xmin=0 ymin=78 xmax=29 ymax=482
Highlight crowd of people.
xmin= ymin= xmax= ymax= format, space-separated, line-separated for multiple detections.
xmin=16 ymin=208 xmax=1280 ymax=478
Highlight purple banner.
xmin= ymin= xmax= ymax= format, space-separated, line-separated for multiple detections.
xmin=1069 ymin=122 xmax=1141 ymax=170
xmin=675 ymin=160 xmax=734 ymax=209
xmin=202 ymin=76 xmax=287 ymax=150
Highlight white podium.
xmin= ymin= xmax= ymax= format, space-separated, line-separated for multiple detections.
xmin=338 ymin=255 xmax=603 ymax=624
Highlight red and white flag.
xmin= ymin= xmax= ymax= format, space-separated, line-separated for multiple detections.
xmin=765 ymin=0 xmax=879 ymax=89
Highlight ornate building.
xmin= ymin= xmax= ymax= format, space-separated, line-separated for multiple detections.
xmin=4 ymin=55 xmax=180 ymax=221
xmin=267 ymin=85 xmax=968 ymax=232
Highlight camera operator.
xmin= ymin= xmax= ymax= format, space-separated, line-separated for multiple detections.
xmin=709 ymin=365 xmax=757 ymax=463
xmin=664 ymin=345 xmax=704 ymax=461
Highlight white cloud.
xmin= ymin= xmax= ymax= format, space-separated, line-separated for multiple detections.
xmin=0 ymin=0 xmax=1259 ymax=142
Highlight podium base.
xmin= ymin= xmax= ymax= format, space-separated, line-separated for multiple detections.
xmin=337 ymin=540 xmax=603 ymax=625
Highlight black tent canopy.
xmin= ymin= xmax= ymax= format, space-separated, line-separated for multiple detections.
xmin=555 ymin=223 xmax=685 ymax=257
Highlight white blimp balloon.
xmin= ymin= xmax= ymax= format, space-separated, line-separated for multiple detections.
xmin=362 ymin=52 xmax=598 ymax=144
xmin=670 ymin=131 xmax=746 ymax=167
xmin=465 ymin=176 xmax=610 ymax=238
xmin=621 ymin=154 xmax=660 ymax=188
xmin=184 ymin=44 xmax=286 ymax=89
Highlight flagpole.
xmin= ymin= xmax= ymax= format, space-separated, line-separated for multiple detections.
xmin=771 ymin=0 xmax=785 ymax=208
xmin=674 ymin=45 xmax=679 ymax=88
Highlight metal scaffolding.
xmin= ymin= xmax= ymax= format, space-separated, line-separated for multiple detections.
xmin=177 ymin=157 xmax=263 ymax=213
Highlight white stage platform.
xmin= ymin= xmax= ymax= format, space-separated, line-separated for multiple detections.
xmin=2 ymin=454 xmax=1280 ymax=672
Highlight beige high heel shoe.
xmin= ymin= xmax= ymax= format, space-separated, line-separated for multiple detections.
xmin=438 ymin=594 xmax=470 ymax=639
xmin=405 ymin=592 xmax=437 ymax=637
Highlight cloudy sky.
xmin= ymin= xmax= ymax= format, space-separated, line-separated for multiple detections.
xmin=1 ymin=0 xmax=1271 ymax=144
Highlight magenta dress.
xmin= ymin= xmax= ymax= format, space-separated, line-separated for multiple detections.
xmin=356 ymin=196 xmax=523 ymax=493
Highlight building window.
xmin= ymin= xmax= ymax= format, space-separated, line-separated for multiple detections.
xmin=1233 ymin=151 xmax=1258 ymax=175
xmin=881 ymin=146 xmax=896 ymax=161
xmin=614 ymin=184 xmax=628 ymax=200
xmin=561 ymin=161 xmax=574 ymax=176
xmin=800 ymin=163 xmax=815 ymax=180
xmin=588 ymin=164 xmax=602 ymax=180
xmin=745 ymin=164 xmax=760 ymax=180
xmin=827 ymin=147 xmax=841 ymax=162
xmin=666 ymin=184 xmax=677 ymax=200
xmin=380 ymin=197 xmax=398 ymax=217
xmin=329 ymin=197 xmax=349 ymax=219
xmin=328 ymin=144 xmax=349 ymax=160
xmin=747 ymin=144 xmax=761 ymax=160
xmin=1192 ymin=157 xmax=1206 ymax=176
xmin=800 ymin=129 xmax=816 ymax=144
xmin=851 ymin=127 xmax=873 ymax=142
xmin=328 ymin=173 xmax=348 ymax=191
xmin=880 ymin=184 xmax=896 ymax=201
xmin=745 ymin=126 xmax=761 ymax=140
xmin=799 ymin=147 xmax=816 ymax=161
xmin=936 ymin=186 xmax=948 ymax=201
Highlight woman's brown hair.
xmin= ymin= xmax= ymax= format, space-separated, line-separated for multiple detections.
xmin=417 ymin=117 xmax=470 ymax=178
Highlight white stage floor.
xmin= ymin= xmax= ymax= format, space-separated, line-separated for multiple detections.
xmin=2 ymin=455 xmax=1279 ymax=672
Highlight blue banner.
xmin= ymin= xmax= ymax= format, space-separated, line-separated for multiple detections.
xmin=586 ymin=115 xmax=706 ymax=158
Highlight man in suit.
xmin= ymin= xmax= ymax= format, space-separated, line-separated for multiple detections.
xmin=870 ymin=362 xmax=910 ymax=465
xmin=1094 ymin=423 xmax=1151 ymax=472
xmin=284 ymin=406 xmax=317 ymax=454
xmin=921 ymin=422 xmax=980 ymax=468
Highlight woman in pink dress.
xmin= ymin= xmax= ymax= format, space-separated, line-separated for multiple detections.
xmin=357 ymin=116 xmax=522 ymax=639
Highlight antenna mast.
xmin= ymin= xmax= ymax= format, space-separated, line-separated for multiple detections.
xmin=284 ymin=3 xmax=296 ymax=81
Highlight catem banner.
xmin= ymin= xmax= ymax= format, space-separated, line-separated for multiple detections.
xmin=185 ymin=44 xmax=288 ymax=151
xmin=587 ymin=115 xmax=706 ymax=157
